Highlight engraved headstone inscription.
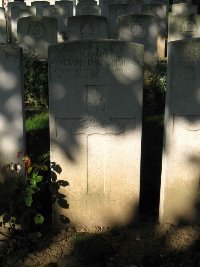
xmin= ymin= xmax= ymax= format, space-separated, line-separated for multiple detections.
xmin=142 ymin=4 xmax=167 ymax=58
xmin=118 ymin=14 xmax=158 ymax=65
xmin=168 ymin=14 xmax=200 ymax=42
xmin=67 ymin=15 xmax=108 ymax=40
xmin=0 ymin=45 xmax=25 ymax=186
xmin=49 ymin=40 xmax=144 ymax=227
xmin=18 ymin=16 xmax=57 ymax=60
xmin=159 ymin=38 xmax=200 ymax=225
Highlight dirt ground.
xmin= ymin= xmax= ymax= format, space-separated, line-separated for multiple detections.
xmin=0 ymin=222 xmax=200 ymax=267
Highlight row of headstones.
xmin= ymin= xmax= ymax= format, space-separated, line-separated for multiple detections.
xmin=0 ymin=36 xmax=199 ymax=227
xmin=0 ymin=1 xmax=199 ymax=62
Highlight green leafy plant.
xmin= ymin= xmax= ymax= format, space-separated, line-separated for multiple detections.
xmin=0 ymin=154 xmax=48 ymax=236
xmin=23 ymin=51 xmax=48 ymax=111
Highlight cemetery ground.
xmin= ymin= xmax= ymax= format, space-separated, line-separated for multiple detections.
xmin=0 ymin=59 xmax=200 ymax=267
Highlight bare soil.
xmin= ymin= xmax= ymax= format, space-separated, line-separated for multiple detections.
xmin=0 ymin=223 xmax=200 ymax=267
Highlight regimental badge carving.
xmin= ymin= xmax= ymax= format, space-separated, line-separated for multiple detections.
xmin=180 ymin=20 xmax=198 ymax=36
xmin=28 ymin=21 xmax=46 ymax=39
xmin=131 ymin=23 xmax=145 ymax=37
xmin=80 ymin=21 xmax=94 ymax=38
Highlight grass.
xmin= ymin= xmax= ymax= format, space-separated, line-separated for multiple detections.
xmin=25 ymin=111 xmax=49 ymax=132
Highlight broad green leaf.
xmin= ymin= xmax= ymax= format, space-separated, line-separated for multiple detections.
xmin=34 ymin=213 xmax=44 ymax=224
xmin=35 ymin=175 xmax=43 ymax=182
xmin=25 ymin=195 xmax=33 ymax=207
xmin=26 ymin=187 xmax=35 ymax=195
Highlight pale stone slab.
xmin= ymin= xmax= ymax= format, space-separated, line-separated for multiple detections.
xmin=76 ymin=3 xmax=101 ymax=15
xmin=67 ymin=15 xmax=108 ymax=40
xmin=0 ymin=19 xmax=7 ymax=44
xmin=118 ymin=14 xmax=158 ymax=65
xmin=159 ymin=39 xmax=200 ymax=225
xmin=108 ymin=4 xmax=141 ymax=37
xmin=43 ymin=4 xmax=69 ymax=42
xmin=168 ymin=14 xmax=200 ymax=42
xmin=0 ymin=45 xmax=25 ymax=182
xmin=172 ymin=3 xmax=198 ymax=15
xmin=18 ymin=16 xmax=57 ymax=59
xmin=142 ymin=4 xmax=167 ymax=58
xmin=9 ymin=5 xmax=36 ymax=43
xmin=0 ymin=8 xmax=5 ymax=19
xmin=55 ymin=1 xmax=73 ymax=17
xmin=31 ymin=1 xmax=50 ymax=16
xmin=49 ymin=40 xmax=144 ymax=227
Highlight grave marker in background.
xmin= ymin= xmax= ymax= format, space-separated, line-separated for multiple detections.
xmin=49 ymin=40 xmax=144 ymax=227
xmin=43 ymin=4 xmax=69 ymax=42
xmin=0 ymin=19 xmax=7 ymax=43
xmin=159 ymin=38 xmax=200 ymax=225
xmin=31 ymin=1 xmax=50 ymax=16
xmin=108 ymin=3 xmax=141 ymax=37
xmin=142 ymin=4 xmax=167 ymax=58
xmin=67 ymin=15 xmax=108 ymax=40
xmin=118 ymin=14 xmax=158 ymax=65
xmin=172 ymin=3 xmax=198 ymax=15
xmin=168 ymin=14 xmax=200 ymax=42
xmin=18 ymin=16 xmax=57 ymax=59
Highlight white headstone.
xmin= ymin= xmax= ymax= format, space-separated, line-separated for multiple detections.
xmin=0 ymin=19 xmax=7 ymax=43
xmin=142 ymin=4 xmax=167 ymax=58
xmin=67 ymin=15 xmax=108 ymax=40
xmin=76 ymin=3 xmax=101 ymax=15
xmin=55 ymin=1 xmax=73 ymax=17
xmin=31 ymin=1 xmax=50 ymax=16
xmin=172 ymin=3 xmax=198 ymax=15
xmin=168 ymin=14 xmax=200 ymax=42
xmin=159 ymin=38 xmax=200 ymax=225
xmin=118 ymin=14 xmax=158 ymax=65
xmin=17 ymin=16 xmax=57 ymax=59
xmin=49 ymin=40 xmax=144 ymax=227
xmin=108 ymin=4 xmax=141 ymax=37
xmin=0 ymin=8 xmax=5 ymax=19
xmin=0 ymin=45 xmax=25 ymax=181
xmin=43 ymin=4 xmax=69 ymax=42
xmin=9 ymin=5 xmax=36 ymax=43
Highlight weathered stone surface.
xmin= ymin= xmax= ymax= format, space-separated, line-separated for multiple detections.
xmin=172 ymin=3 xmax=198 ymax=15
xmin=0 ymin=8 xmax=5 ymax=19
xmin=0 ymin=45 xmax=25 ymax=182
xmin=168 ymin=14 xmax=200 ymax=42
xmin=76 ymin=3 xmax=101 ymax=15
xmin=55 ymin=1 xmax=73 ymax=17
xmin=18 ymin=16 xmax=57 ymax=59
xmin=0 ymin=19 xmax=7 ymax=44
xmin=67 ymin=15 xmax=108 ymax=40
xmin=118 ymin=14 xmax=158 ymax=65
xmin=43 ymin=4 xmax=69 ymax=42
xmin=108 ymin=4 xmax=141 ymax=37
xmin=31 ymin=1 xmax=50 ymax=16
xmin=9 ymin=5 xmax=36 ymax=43
xmin=49 ymin=40 xmax=144 ymax=227
xmin=142 ymin=4 xmax=167 ymax=58
xmin=159 ymin=39 xmax=200 ymax=225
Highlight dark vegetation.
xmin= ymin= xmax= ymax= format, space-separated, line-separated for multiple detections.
xmin=0 ymin=56 xmax=199 ymax=266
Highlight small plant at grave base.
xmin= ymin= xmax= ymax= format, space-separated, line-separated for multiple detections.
xmin=0 ymin=153 xmax=48 ymax=237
